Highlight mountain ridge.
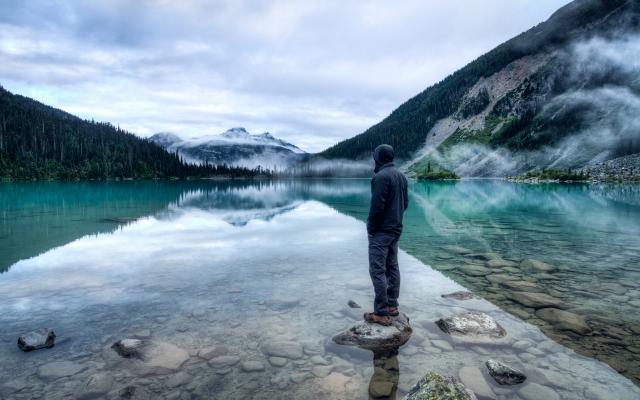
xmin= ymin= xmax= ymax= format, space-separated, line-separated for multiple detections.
xmin=150 ymin=127 xmax=308 ymax=170
xmin=319 ymin=0 xmax=639 ymax=177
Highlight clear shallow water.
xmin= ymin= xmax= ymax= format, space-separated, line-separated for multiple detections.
xmin=0 ymin=180 xmax=639 ymax=400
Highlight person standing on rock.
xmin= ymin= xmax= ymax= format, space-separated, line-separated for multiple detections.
xmin=364 ymin=144 xmax=409 ymax=326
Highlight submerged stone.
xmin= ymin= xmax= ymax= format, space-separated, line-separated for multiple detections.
xmin=261 ymin=340 xmax=304 ymax=359
xmin=520 ymin=259 xmax=557 ymax=272
xmin=110 ymin=339 xmax=189 ymax=374
xmin=458 ymin=366 xmax=494 ymax=399
xmin=112 ymin=339 xmax=144 ymax=359
xmin=78 ymin=373 xmax=114 ymax=399
xmin=208 ymin=355 xmax=240 ymax=368
xmin=17 ymin=328 xmax=56 ymax=352
xmin=518 ymin=382 xmax=559 ymax=400
xmin=441 ymin=291 xmax=475 ymax=301
xmin=402 ymin=371 xmax=477 ymax=400
xmin=198 ymin=346 xmax=228 ymax=360
xmin=508 ymin=292 xmax=563 ymax=309
xmin=535 ymin=308 xmax=592 ymax=334
xmin=460 ymin=265 xmax=492 ymax=277
xmin=268 ymin=357 xmax=288 ymax=367
xmin=501 ymin=281 xmax=542 ymax=292
xmin=118 ymin=386 xmax=153 ymax=400
xmin=485 ymin=359 xmax=526 ymax=385
xmin=38 ymin=361 xmax=86 ymax=379
xmin=444 ymin=245 xmax=473 ymax=255
xmin=241 ymin=361 xmax=265 ymax=372
xmin=436 ymin=312 xmax=506 ymax=340
xmin=332 ymin=313 xmax=412 ymax=351
xmin=486 ymin=259 xmax=517 ymax=268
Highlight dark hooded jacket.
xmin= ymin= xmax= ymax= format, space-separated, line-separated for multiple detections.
xmin=367 ymin=144 xmax=409 ymax=236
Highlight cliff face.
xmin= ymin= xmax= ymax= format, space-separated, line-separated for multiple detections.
xmin=321 ymin=0 xmax=640 ymax=177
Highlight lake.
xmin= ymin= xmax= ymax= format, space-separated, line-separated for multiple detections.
xmin=0 ymin=180 xmax=639 ymax=400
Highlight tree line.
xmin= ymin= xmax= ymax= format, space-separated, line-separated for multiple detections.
xmin=0 ymin=86 xmax=267 ymax=180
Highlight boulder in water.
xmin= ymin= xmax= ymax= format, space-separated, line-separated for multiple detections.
xmin=17 ymin=328 xmax=56 ymax=352
xmin=332 ymin=313 xmax=412 ymax=351
xmin=485 ymin=359 xmax=526 ymax=385
xmin=402 ymin=371 xmax=477 ymax=400
xmin=436 ymin=312 xmax=506 ymax=341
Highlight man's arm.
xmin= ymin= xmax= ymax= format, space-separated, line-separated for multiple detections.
xmin=403 ymin=175 xmax=409 ymax=211
xmin=367 ymin=175 xmax=389 ymax=235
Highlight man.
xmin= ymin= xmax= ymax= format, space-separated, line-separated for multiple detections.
xmin=364 ymin=144 xmax=408 ymax=326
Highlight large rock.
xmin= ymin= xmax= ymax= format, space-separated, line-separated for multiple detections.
xmin=485 ymin=359 xmax=526 ymax=385
xmin=436 ymin=312 xmax=506 ymax=341
xmin=261 ymin=340 xmax=304 ymax=359
xmin=508 ymin=291 xmax=563 ymax=309
xmin=402 ymin=371 xmax=477 ymax=400
xmin=332 ymin=313 xmax=412 ymax=351
xmin=520 ymin=259 xmax=557 ymax=272
xmin=17 ymin=328 xmax=56 ymax=352
xmin=535 ymin=308 xmax=592 ymax=334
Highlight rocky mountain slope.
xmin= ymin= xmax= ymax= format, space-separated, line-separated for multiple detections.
xmin=150 ymin=128 xmax=308 ymax=170
xmin=320 ymin=0 xmax=640 ymax=178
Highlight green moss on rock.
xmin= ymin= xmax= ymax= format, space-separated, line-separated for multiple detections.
xmin=403 ymin=371 xmax=476 ymax=400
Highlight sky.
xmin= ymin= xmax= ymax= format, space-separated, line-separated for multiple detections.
xmin=0 ymin=0 xmax=570 ymax=153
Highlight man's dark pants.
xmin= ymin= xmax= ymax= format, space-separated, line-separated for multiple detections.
xmin=368 ymin=232 xmax=400 ymax=316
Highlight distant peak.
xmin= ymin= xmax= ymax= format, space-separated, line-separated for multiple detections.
xmin=222 ymin=127 xmax=250 ymax=138
xmin=258 ymin=132 xmax=275 ymax=139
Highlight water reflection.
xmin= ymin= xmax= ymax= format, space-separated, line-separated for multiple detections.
xmin=368 ymin=349 xmax=400 ymax=400
xmin=0 ymin=180 xmax=639 ymax=399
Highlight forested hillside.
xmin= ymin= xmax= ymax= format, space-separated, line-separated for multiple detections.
xmin=320 ymin=0 xmax=638 ymax=170
xmin=0 ymin=86 xmax=261 ymax=179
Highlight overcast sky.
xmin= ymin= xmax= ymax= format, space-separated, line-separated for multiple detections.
xmin=0 ymin=0 xmax=570 ymax=152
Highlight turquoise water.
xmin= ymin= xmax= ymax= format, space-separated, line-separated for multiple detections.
xmin=0 ymin=180 xmax=639 ymax=399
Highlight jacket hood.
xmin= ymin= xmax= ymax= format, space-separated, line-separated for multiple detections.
xmin=373 ymin=144 xmax=394 ymax=170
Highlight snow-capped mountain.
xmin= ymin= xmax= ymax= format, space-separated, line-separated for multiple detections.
xmin=149 ymin=128 xmax=308 ymax=170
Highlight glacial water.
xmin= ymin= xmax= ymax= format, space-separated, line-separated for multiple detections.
xmin=0 ymin=180 xmax=639 ymax=400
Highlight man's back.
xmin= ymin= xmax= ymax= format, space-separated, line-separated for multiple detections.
xmin=367 ymin=145 xmax=409 ymax=236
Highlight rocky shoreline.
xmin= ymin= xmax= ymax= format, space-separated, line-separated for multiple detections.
xmin=433 ymin=245 xmax=640 ymax=385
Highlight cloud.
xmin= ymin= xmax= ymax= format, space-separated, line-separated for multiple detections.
xmin=0 ymin=0 xmax=569 ymax=152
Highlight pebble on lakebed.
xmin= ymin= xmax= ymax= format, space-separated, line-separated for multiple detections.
xmin=18 ymin=328 xmax=56 ymax=352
